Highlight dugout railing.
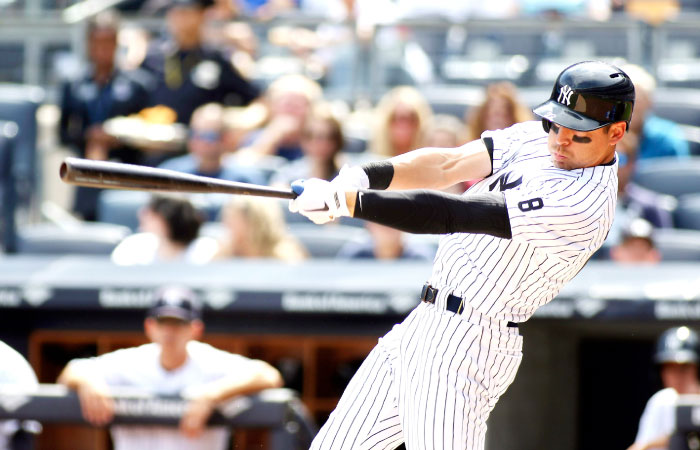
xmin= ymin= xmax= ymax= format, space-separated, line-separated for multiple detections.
xmin=0 ymin=385 xmax=317 ymax=450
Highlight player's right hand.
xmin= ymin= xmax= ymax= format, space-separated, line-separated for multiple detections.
xmin=289 ymin=178 xmax=350 ymax=225
xmin=76 ymin=381 xmax=114 ymax=426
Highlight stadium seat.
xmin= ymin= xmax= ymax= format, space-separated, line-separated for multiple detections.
xmin=287 ymin=224 xmax=370 ymax=258
xmin=674 ymin=194 xmax=700 ymax=230
xmin=654 ymin=228 xmax=700 ymax=261
xmin=0 ymin=120 xmax=18 ymax=252
xmin=97 ymin=190 xmax=150 ymax=231
xmin=0 ymin=84 xmax=44 ymax=209
xmin=651 ymin=103 xmax=700 ymax=128
xmin=632 ymin=157 xmax=700 ymax=197
xmin=16 ymin=222 xmax=131 ymax=255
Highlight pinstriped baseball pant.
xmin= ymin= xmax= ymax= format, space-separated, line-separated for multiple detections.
xmin=310 ymin=302 xmax=523 ymax=450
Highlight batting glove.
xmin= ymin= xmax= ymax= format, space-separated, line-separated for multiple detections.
xmin=289 ymin=178 xmax=350 ymax=225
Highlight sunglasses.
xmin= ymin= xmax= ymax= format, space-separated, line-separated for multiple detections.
xmin=189 ymin=130 xmax=221 ymax=143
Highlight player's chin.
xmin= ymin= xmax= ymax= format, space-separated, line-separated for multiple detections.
xmin=551 ymin=156 xmax=570 ymax=170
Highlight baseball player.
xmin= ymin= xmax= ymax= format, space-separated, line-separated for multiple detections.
xmin=289 ymin=60 xmax=635 ymax=450
xmin=58 ymin=286 xmax=283 ymax=450
xmin=628 ymin=327 xmax=700 ymax=450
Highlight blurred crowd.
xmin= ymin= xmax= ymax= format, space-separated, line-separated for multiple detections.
xmin=1 ymin=0 xmax=700 ymax=268
xmin=2 ymin=2 xmax=700 ymax=449
xmin=35 ymin=0 xmax=698 ymax=268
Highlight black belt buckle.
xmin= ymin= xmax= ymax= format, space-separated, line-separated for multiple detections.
xmin=420 ymin=283 xmax=438 ymax=304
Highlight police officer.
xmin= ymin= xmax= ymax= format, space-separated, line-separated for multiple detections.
xmin=140 ymin=0 xmax=260 ymax=126
xmin=59 ymin=10 xmax=152 ymax=220
xmin=628 ymin=327 xmax=700 ymax=450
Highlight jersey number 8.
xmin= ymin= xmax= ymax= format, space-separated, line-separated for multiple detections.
xmin=518 ymin=198 xmax=544 ymax=212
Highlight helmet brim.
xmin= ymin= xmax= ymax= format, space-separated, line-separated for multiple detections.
xmin=533 ymin=100 xmax=608 ymax=132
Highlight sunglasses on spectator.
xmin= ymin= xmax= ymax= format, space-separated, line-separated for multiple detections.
xmin=189 ymin=130 xmax=221 ymax=142
xmin=390 ymin=112 xmax=418 ymax=124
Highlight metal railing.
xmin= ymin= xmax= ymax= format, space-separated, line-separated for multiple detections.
xmin=0 ymin=385 xmax=317 ymax=450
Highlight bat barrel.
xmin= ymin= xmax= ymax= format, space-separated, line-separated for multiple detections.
xmin=59 ymin=157 xmax=297 ymax=200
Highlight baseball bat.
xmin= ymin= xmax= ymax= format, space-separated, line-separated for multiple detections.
xmin=59 ymin=157 xmax=297 ymax=199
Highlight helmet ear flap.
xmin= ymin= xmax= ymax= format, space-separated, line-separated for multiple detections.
xmin=542 ymin=119 xmax=552 ymax=133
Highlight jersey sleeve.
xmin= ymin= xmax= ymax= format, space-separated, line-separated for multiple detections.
xmin=481 ymin=121 xmax=544 ymax=174
xmin=503 ymin=172 xmax=614 ymax=260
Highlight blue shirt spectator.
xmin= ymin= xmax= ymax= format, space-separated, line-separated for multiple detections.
xmin=638 ymin=114 xmax=690 ymax=160
xmin=622 ymin=64 xmax=691 ymax=161
xmin=158 ymin=103 xmax=265 ymax=186
xmin=159 ymin=153 xmax=265 ymax=185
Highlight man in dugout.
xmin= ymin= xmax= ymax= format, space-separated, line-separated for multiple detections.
xmin=57 ymin=286 xmax=282 ymax=450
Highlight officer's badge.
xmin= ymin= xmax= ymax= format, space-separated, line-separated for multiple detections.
xmin=191 ymin=60 xmax=221 ymax=90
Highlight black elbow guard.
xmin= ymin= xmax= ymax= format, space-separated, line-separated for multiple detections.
xmin=361 ymin=161 xmax=394 ymax=190
xmin=354 ymin=189 xmax=512 ymax=238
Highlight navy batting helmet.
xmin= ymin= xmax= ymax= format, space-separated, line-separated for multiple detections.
xmin=533 ymin=61 xmax=635 ymax=133
xmin=654 ymin=326 xmax=700 ymax=365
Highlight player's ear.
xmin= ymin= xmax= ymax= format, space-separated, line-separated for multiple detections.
xmin=607 ymin=122 xmax=626 ymax=145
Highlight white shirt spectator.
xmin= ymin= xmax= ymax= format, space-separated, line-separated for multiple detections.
xmin=67 ymin=341 xmax=261 ymax=450
xmin=0 ymin=341 xmax=39 ymax=450
xmin=634 ymin=387 xmax=678 ymax=450
xmin=111 ymin=233 xmax=219 ymax=265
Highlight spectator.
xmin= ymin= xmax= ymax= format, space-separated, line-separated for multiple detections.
xmin=628 ymin=326 xmax=700 ymax=450
xmin=371 ymin=86 xmax=433 ymax=157
xmin=336 ymin=222 xmax=435 ymax=261
xmin=425 ymin=114 xmax=467 ymax=149
xmin=57 ymin=286 xmax=283 ymax=450
xmin=231 ymin=0 xmax=296 ymax=19
xmin=615 ymin=131 xmax=675 ymax=229
xmin=158 ymin=103 xmax=265 ymax=184
xmin=0 ymin=340 xmax=40 ymax=450
xmin=621 ymin=64 xmax=690 ymax=160
xmin=240 ymin=74 xmax=323 ymax=162
xmin=598 ymin=131 xmax=676 ymax=258
xmin=214 ymin=197 xmax=307 ymax=262
xmin=269 ymin=106 xmax=346 ymax=187
xmin=59 ymin=10 xmax=151 ymax=220
xmin=465 ymin=82 xmax=532 ymax=141
xmin=140 ymin=0 xmax=260 ymax=125
xmin=519 ymin=0 xmax=612 ymax=20
xmin=111 ymin=195 xmax=218 ymax=265
xmin=610 ymin=218 xmax=662 ymax=265
xmin=425 ymin=114 xmax=469 ymax=193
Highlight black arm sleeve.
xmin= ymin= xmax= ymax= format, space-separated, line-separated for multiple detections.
xmin=353 ymin=189 xmax=512 ymax=238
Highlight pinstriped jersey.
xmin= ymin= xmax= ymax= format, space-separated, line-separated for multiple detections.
xmin=430 ymin=121 xmax=618 ymax=323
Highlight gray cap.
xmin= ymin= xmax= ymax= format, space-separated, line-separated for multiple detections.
xmin=148 ymin=286 xmax=202 ymax=322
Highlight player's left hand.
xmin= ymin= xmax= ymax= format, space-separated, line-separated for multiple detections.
xmin=289 ymin=178 xmax=350 ymax=225
xmin=180 ymin=395 xmax=215 ymax=438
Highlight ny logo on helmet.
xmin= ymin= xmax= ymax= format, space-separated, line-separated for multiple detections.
xmin=558 ymin=85 xmax=574 ymax=106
